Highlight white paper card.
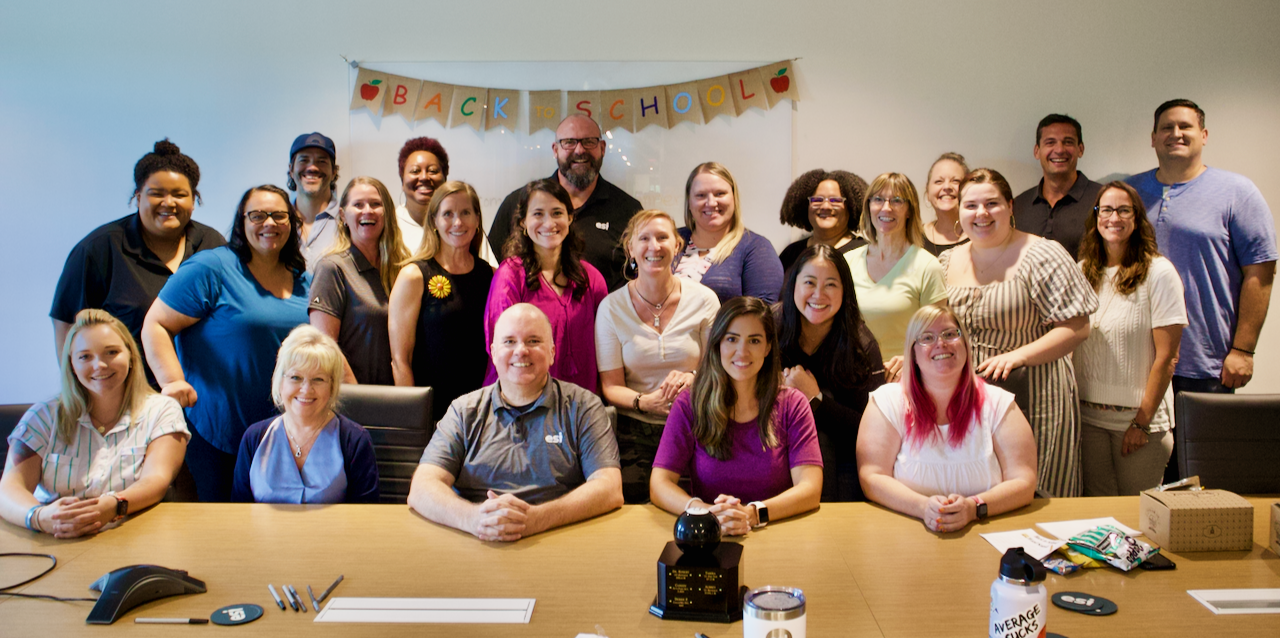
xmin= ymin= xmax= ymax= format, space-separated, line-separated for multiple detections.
xmin=1187 ymin=589 xmax=1280 ymax=615
xmin=1035 ymin=517 xmax=1142 ymax=540
xmin=313 ymin=597 xmax=535 ymax=623
xmin=980 ymin=529 xmax=1066 ymax=560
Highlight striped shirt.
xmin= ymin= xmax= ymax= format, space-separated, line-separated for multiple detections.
xmin=8 ymin=394 xmax=189 ymax=503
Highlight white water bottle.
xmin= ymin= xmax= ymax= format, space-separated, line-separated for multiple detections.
xmin=989 ymin=548 xmax=1047 ymax=638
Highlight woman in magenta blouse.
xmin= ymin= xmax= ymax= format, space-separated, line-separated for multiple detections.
xmin=483 ymin=179 xmax=608 ymax=392
xmin=650 ymin=296 xmax=823 ymax=536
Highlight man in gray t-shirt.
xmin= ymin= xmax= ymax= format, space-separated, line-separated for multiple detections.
xmin=409 ymin=303 xmax=622 ymax=541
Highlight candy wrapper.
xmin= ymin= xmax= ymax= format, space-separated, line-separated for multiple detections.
xmin=1040 ymin=557 xmax=1081 ymax=576
xmin=1066 ymin=524 xmax=1159 ymax=571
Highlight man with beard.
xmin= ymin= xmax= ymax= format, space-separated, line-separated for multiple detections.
xmin=488 ymin=114 xmax=642 ymax=291
xmin=286 ymin=132 xmax=341 ymax=270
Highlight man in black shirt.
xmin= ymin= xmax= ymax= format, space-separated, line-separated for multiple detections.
xmin=488 ymin=114 xmax=642 ymax=291
xmin=1012 ymin=114 xmax=1102 ymax=260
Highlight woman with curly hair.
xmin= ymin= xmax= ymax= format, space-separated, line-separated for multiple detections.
xmin=777 ymin=169 xmax=869 ymax=273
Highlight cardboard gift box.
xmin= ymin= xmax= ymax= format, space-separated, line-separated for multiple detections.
xmin=1140 ymin=482 xmax=1254 ymax=552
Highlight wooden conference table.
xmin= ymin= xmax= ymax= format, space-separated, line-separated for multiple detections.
xmin=1 ymin=498 xmax=1277 ymax=637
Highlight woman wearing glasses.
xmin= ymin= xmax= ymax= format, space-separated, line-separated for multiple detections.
xmin=674 ymin=162 xmax=785 ymax=304
xmin=845 ymin=173 xmax=948 ymax=382
xmin=777 ymin=169 xmax=869 ymax=273
xmin=1074 ymin=182 xmax=1185 ymax=495
xmin=142 ymin=185 xmax=311 ymax=502
xmin=858 ymin=304 xmax=1037 ymax=533
xmin=938 ymin=169 xmax=1097 ymax=498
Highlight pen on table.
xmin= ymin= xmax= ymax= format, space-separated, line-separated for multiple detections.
xmin=281 ymin=584 xmax=299 ymax=611
xmin=317 ymin=574 xmax=344 ymax=603
xmin=289 ymin=585 xmax=307 ymax=612
xmin=268 ymin=584 xmax=285 ymax=610
xmin=135 ymin=618 xmax=209 ymax=624
xmin=307 ymin=585 xmax=321 ymax=612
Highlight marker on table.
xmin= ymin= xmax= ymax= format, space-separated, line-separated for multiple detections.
xmin=281 ymin=584 xmax=299 ymax=611
xmin=289 ymin=585 xmax=307 ymax=612
xmin=135 ymin=618 xmax=209 ymax=624
xmin=317 ymin=574 xmax=344 ymax=603
xmin=268 ymin=584 xmax=285 ymax=610
xmin=307 ymin=585 xmax=321 ymax=612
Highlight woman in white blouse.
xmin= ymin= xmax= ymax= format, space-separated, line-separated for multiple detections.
xmin=597 ymin=210 xmax=720 ymax=503
xmin=1074 ymin=182 xmax=1186 ymax=495
xmin=858 ymin=303 xmax=1036 ymax=533
xmin=1 ymin=309 xmax=188 ymax=538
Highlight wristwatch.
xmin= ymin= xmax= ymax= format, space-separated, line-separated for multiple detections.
xmin=1129 ymin=419 xmax=1152 ymax=434
xmin=103 ymin=491 xmax=129 ymax=522
xmin=748 ymin=501 xmax=769 ymax=528
xmin=971 ymin=496 xmax=988 ymax=521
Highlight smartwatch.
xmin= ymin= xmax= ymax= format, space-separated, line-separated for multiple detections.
xmin=971 ymin=496 xmax=988 ymax=521
xmin=103 ymin=491 xmax=129 ymax=522
xmin=748 ymin=501 xmax=769 ymax=528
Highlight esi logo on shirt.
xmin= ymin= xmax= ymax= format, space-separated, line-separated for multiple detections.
xmin=595 ymin=222 xmax=609 ymax=231
xmin=545 ymin=432 xmax=564 ymax=444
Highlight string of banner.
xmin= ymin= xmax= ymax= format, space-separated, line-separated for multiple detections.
xmin=349 ymin=60 xmax=799 ymax=134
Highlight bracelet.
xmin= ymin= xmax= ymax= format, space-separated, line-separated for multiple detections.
xmin=1232 ymin=346 xmax=1255 ymax=356
xmin=633 ymin=393 xmax=646 ymax=414
xmin=25 ymin=505 xmax=40 ymax=531
xmin=684 ymin=497 xmax=704 ymax=512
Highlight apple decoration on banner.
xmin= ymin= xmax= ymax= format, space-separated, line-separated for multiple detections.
xmin=758 ymin=61 xmax=798 ymax=108
xmin=349 ymin=67 xmax=391 ymax=116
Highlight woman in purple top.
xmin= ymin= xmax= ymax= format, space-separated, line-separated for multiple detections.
xmin=651 ymin=296 xmax=822 ymax=536
xmin=674 ymin=162 xmax=785 ymax=304
xmin=483 ymin=179 xmax=608 ymax=392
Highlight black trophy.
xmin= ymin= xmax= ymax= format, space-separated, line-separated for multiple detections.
xmin=649 ymin=505 xmax=747 ymax=622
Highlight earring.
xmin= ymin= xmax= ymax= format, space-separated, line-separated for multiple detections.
xmin=1010 ymin=214 xmax=1016 ymax=230
xmin=953 ymin=220 xmax=963 ymax=237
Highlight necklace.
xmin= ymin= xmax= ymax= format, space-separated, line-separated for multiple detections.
xmin=971 ymin=231 xmax=1016 ymax=278
xmin=283 ymin=420 xmax=325 ymax=458
xmin=632 ymin=279 xmax=676 ymax=328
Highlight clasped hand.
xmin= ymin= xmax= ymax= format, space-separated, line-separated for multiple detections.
xmin=640 ymin=371 xmax=694 ymax=416
xmin=708 ymin=495 xmax=756 ymax=537
xmin=39 ymin=495 xmax=113 ymax=539
xmin=781 ymin=366 xmax=820 ymax=401
xmin=921 ymin=494 xmax=974 ymax=533
xmin=472 ymin=490 xmax=538 ymax=542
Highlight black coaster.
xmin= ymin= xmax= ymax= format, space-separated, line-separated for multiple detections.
xmin=1052 ymin=592 xmax=1118 ymax=616
xmin=211 ymin=603 xmax=264 ymax=625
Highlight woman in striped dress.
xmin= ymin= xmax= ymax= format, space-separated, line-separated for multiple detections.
xmin=938 ymin=169 xmax=1097 ymax=497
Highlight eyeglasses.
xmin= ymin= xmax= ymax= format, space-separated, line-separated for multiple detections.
xmin=915 ymin=328 xmax=963 ymax=347
xmin=808 ymin=196 xmax=847 ymax=206
xmin=246 ymin=210 xmax=291 ymax=224
xmin=870 ymin=196 xmax=907 ymax=207
xmin=557 ymin=137 xmax=602 ymax=150
xmin=1095 ymin=206 xmax=1136 ymax=219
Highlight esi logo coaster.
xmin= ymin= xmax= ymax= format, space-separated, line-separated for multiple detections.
xmin=1052 ymin=591 xmax=1118 ymax=616
xmin=211 ymin=603 xmax=264 ymax=625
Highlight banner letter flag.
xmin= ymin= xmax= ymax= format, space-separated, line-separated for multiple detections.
xmin=448 ymin=85 xmax=488 ymax=131
xmin=635 ymin=86 xmax=670 ymax=131
xmin=384 ymin=74 xmax=422 ymax=121
xmin=727 ymin=69 xmax=768 ymax=115
xmin=414 ymin=80 xmax=453 ymax=127
xmin=486 ymin=88 xmax=520 ymax=131
xmin=757 ymin=60 xmax=799 ymax=108
xmin=350 ymin=67 xmax=392 ymax=115
xmin=566 ymin=91 xmax=602 ymax=128
xmin=665 ymin=81 xmax=704 ymax=127
xmin=527 ymin=90 xmax=562 ymax=135
xmin=598 ymin=89 xmax=634 ymax=133
xmin=695 ymin=76 xmax=735 ymax=122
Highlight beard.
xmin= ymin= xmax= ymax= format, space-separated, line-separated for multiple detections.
xmin=558 ymin=152 xmax=602 ymax=190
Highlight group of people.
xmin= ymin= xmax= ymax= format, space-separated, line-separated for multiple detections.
xmin=3 ymin=99 xmax=1274 ymax=542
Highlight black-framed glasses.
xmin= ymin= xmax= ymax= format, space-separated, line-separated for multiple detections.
xmin=557 ymin=137 xmax=602 ymax=150
xmin=1095 ymin=206 xmax=1136 ymax=219
xmin=246 ymin=210 xmax=291 ymax=224
xmin=915 ymin=328 xmax=963 ymax=347
xmin=808 ymin=196 xmax=847 ymax=206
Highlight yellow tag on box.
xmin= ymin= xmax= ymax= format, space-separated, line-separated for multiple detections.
xmin=1140 ymin=487 xmax=1253 ymax=551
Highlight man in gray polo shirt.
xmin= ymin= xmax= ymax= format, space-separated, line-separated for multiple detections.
xmin=409 ymin=303 xmax=622 ymax=541
xmin=1012 ymin=114 xmax=1102 ymax=260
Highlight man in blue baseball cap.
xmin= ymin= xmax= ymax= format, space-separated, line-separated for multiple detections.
xmin=287 ymin=132 xmax=341 ymax=270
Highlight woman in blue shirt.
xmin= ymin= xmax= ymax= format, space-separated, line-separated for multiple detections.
xmin=142 ymin=185 xmax=311 ymax=502
xmin=232 ymin=326 xmax=379 ymax=504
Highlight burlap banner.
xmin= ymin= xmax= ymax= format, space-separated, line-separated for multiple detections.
xmin=351 ymin=60 xmax=798 ymax=131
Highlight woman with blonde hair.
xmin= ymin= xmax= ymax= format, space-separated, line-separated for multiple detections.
xmin=650 ymin=297 xmax=822 ymax=535
xmin=311 ymin=177 xmax=410 ymax=385
xmin=921 ymin=153 xmax=971 ymax=256
xmin=232 ymin=325 xmax=379 ymax=504
xmin=596 ymin=209 xmax=721 ymax=502
xmin=2 ymin=309 xmax=188 ymax=537
xmin=388 ymin=181 xmax=494 ymax=418
xmin=674 ymin=162 xmax=785 ymax=304
xmin=858 ymin=303 xmax=1037 ymax=532
xmin=846 ymin=172 xmax=948 ymax=382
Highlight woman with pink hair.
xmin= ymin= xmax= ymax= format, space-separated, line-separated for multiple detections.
xmin=857 ymin=303 xmax=1037 ymax=533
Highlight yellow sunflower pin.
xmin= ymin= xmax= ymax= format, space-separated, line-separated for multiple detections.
xmin=427 ymin=275 xmax=452 ymax=299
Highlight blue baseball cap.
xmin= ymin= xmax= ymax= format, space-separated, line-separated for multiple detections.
xmin=289 ymin=133 xmax=336 ymax=162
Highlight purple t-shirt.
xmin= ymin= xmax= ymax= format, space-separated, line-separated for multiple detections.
xmin=483 ymin=257 xmax=608 ymax=392
xmin=654 ymin=386 xmax=822 ymax=503
xmin=1127 ymin=167 xmax=1278 ymax=379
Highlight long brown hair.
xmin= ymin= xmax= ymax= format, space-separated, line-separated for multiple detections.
xmin=1078 ymin=181 xmax=1159 ymax=296
xmin=502 ymin=179 xmax=589 ymax=301
xmin=329 ymin=176 xmax=410 ymax=294
xmin=691 ymin=297 xmax=782 ymax=460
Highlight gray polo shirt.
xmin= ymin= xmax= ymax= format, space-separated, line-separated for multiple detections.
xmin=1012 ymin=171 xmax=1102 ymax=260
xmin=309 ymin=245 xmax=394 ymax=385
xmin=297 ymin=195 xmax=340 ymax=271
xmin=420 ymin=378 xmax=620 ymax=504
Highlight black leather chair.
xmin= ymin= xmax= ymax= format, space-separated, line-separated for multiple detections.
xmin=985 ymin=367 xmax=1031 ymax=424
xmin=1175 ymin=392 xmax=1280 ymax=494
xmin=338 ymin=385 xmax=434 ymax=504
xmin=1 ymin=404 xmax=33 ymax=462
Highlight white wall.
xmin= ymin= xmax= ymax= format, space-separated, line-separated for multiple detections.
xmin=3 ymin=0 xmax=1279 ymax=403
